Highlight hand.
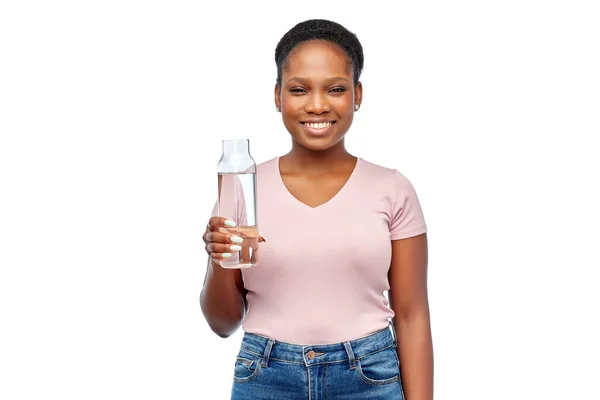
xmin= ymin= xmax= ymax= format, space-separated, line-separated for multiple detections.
xmin=202 ymin=217 xmax=265 ymax=262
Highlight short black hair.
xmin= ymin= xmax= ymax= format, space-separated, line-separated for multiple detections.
xmin=275 ymin=19 xmax=364 ymax=86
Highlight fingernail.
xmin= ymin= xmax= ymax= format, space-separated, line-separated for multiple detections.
xmin=224 ymin=219 xmax=236 ymax=227
xmin=222 ymin=253 xmax=232 ymax=258
xmin=230 ymin=235 xmax=243 ymax=243
xmin=230 ymin=245 xmax=242 ymax=251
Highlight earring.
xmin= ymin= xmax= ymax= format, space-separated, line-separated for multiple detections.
xmin=354 ymin=104 xmax=360 ymax=111
xmin=276 ymin=107 xmax=281 ymax=112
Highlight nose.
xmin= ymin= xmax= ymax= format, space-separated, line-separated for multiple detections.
xmin=305 ymin=92 xmax=331 ymax=114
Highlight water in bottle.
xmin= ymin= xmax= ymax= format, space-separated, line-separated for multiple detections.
xmin=217 ymin=139 xmax=259 ymax=269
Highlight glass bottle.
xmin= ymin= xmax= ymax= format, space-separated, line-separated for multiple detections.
xmin=217 ymin=139 xmax=259 ymax=269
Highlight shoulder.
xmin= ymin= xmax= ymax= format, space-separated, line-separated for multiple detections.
xmin=357 ymin=158 xmax=414 ymax=188
xmin=255 ymin=157 xmax=279 ymax=190
xmin=255 ymin=157 xmax=278 ymax=180
xmin=363 ymin=158 xmax=428 ymax=237
xmin=256 ymin=157 xmax=278 ymax=173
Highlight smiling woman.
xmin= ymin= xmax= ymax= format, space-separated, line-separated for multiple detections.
xmin=200 ymin=19 xmax=433 ymax=400
xmin=275 ymin=36 xmax=362 ymax=149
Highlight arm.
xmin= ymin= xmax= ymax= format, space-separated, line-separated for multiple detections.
xmin=201 ymin=173 xmax=250 ymax=338
xmin=388 ymin=233 xmax=433 ymax=400
xmin=200 ymin=222 xmax=248 ymax=338
xmin=200 ymin=256 xmax=247 ymax=338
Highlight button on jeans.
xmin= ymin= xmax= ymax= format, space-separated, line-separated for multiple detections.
xmin=231 ymin=324 xmax=404 ymax=399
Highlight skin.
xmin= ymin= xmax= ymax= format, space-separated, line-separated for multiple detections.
xmin=274 ymin=40 xmax=362 ymax=205
xmin=200 ymin=39 xmax=433 ymax=399
xmin=200 ymin=217 xmax=249 ymax=338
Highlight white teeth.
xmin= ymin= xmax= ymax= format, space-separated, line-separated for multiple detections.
xmin=306 ymin=122 xmax=332 ymax=129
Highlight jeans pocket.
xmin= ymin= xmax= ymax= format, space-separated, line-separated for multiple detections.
xmin=356 ymin=347 xmax=400 ymax=386
xmin=233 ymin=349 xmax=262 ymax=383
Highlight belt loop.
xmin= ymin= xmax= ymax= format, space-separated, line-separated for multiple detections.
xmin=389 ymin=320 xmax=397 ymax=345
xmin=261 ymin=339 xmax=275 ymax=368
xmin=343 ymin=341 xmax=357 ymax=370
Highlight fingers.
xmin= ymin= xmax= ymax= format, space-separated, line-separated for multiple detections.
xmin=202 ymin=230 xmax=228 ymax=244
xmin=206 ymin=242 xmax=243 ymax=260
xmin=203 ymin=216 xmax=236 ymax=245
xmin=203 ymin=216 xmax=245 ymax=260
xmin=203 ymin=217 xmax=266 ymax=261
xmin=206 ymin=216 xmax=237 ymax=232
xmin=206 ymin=242 xmax=243 ymax=253
xmin=203 ymin=230 xmax=244 ymax=244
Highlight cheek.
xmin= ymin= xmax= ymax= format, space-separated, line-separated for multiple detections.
xmin=281 ymin=94 xmax=305 ymax=112
xmin=330 ymin=93 xmax=354 ymax=110
xmin=332 ymin=99 xmax=355 ymax=121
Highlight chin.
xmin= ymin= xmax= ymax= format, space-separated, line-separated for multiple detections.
xmin=293 ymin=134 xmax=343 ymax=152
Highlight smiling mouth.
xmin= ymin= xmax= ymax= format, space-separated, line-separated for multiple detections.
xmin=301 ymin=121 xmax=336 ymax=131
xmin=300 ymin=121 xmax=336 ymax=136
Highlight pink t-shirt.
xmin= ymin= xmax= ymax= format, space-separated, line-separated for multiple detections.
xmin=212 ymin=157 xmax=427 ymax=345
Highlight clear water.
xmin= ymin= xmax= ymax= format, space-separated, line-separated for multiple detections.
xmin=217 ymin=172 xmax=259 ymax=269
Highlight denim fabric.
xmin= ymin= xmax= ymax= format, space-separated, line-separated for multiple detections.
xmin=231 ymin=325 xmax=404 ymax=399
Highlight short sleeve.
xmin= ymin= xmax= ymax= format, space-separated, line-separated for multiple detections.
xmin=211 ymin=174 xmax=248 ymax=225
xmin=390 ymin=170 xmax=427 ymax=240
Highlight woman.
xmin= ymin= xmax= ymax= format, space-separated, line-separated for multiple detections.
xmin=201 ymin=19 xmax=433 ymax=400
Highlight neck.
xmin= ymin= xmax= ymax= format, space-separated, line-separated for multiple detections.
xmin=283 ymin=139 xmax=355 ymax=172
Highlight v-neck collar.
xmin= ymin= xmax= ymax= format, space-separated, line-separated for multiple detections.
xmin=274 ymin=156 xmax=362 ymax=211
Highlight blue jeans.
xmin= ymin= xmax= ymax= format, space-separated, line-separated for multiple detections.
xmin=231 ymin=325 xmax=404 ymax=399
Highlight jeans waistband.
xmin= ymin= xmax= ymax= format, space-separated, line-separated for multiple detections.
xmin=239 ymin=323 xmax=397 ymax=368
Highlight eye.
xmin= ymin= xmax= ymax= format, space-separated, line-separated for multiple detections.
xmin=329 ymin=87 xmax=347 ymax=93
xmin=289 ymin=87 xmax=307 ymax=94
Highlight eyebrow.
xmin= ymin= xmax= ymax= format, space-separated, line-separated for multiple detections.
xmin=287 ymin=76 xmax=350 ymax=84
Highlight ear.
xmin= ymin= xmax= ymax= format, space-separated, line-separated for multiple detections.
xmin=274 ymin=83 xmax=281 ymax=110
xmin=354 ymin=81 xmax=363 ymax=109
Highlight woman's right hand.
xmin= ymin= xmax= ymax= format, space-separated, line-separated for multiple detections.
xmin=202 ymin=217 xmax=244 ymax=261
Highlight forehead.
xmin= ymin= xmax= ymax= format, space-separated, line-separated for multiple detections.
xmin=284 ymin=40 xmax=352 ymax=78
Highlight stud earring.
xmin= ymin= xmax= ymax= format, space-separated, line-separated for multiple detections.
xmin=276 ymin=107 xmax=281 ymax=112
xmin=354 ymin=104 xmax=360 ymax=111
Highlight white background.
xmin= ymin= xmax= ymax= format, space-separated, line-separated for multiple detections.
xmin=1 ymin=1 xmax=599 ymax=399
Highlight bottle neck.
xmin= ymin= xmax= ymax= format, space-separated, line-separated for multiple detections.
xmin=222 ymin=139 xmax=249 ymax=157
xmin=219 ymin=139 xmax=255 ymax=173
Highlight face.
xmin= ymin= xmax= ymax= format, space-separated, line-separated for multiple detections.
xmin=275 ymin=40 xmax=362 ymax=152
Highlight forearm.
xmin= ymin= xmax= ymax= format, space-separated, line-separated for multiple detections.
xmin=394 ymin=310 xmax=434 ymax=400
xmin=200 ymin=258 xmax=246 ymax=338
